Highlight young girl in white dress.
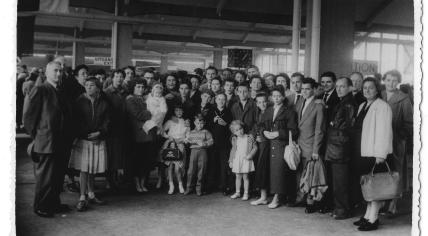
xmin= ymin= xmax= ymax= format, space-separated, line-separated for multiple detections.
xmin=162 ymin=105 xmax=190 ymax=194
xmin=228 ymin=120 xmax=258 ymax=201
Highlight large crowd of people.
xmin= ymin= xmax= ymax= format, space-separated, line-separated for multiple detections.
xmin=16 ymin=57 xmax=413 ymax=232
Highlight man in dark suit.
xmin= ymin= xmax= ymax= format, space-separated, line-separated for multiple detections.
xmin=350 ymin=72 xmax=366 ymax=106
xmin=24 ymin=61 xmax=71 ymax=217
xmin=230 ymin=83 xmax=258 ymax=134
xmin=317 ymin=72 xmax=340 ymax=122
xmin=286 ymin=72 xmax=304 ymax=111
xmin=296 ymin=78 xmax=326 ymax=212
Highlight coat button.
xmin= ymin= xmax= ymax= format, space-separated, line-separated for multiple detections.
xmin=272 ymin=147 xmax=275 ymax=149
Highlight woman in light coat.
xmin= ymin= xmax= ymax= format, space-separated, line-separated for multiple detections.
xmin=353 ymin=77 xmax=393 ymax=231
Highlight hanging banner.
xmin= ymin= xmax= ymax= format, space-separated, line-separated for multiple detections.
xmin=352 ymin=60 xmax=378 ymax=75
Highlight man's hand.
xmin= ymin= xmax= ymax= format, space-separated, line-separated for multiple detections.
xmin=312 ymin=153 xmax=319 ymax=160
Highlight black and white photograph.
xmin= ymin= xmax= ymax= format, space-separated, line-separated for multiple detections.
xmin=1 ymin=0 xmax=425 ymax=235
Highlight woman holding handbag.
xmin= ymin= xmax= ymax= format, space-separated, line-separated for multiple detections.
xmin=260 ymin=86 xmax=298 ymax=209
xmin=353 ymin=77 xmax=394 ymax=231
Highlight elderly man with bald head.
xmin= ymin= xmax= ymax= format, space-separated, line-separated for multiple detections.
xmin=24 ymin=61 xmax=72 ymax=218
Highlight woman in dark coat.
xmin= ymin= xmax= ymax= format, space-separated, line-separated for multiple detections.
xmin=381 ymin=70 xmax=413 ymax=215
xmin=126 ymin=78 xmax=155 ymax=192
xmin=261 ymin=86 xmax=298 ymax=209
xmin=104 ymin=69 xmax=129 ymax=190
xmin=250 ymin=93 xmax=271 ymax=205
xmin=68 ymin=77 xmax=110 ymax=211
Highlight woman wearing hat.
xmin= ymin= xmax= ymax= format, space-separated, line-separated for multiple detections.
xmin=68 ymin=76 xmax=110 ymax=212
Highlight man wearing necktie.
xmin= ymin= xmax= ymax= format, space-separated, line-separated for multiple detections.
xmin=24 ymin=61 xmax=71 ymax=217
xmin=317 ymin=71 xmax=340 ymax=124
xmin=295 ymin=78 xmax=326 ymax=212
xmin=286 ymin=72 xmax=304 ymax=111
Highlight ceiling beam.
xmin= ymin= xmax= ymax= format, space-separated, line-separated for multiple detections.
xmin=354 ymin=22 xmax=413 ymax=35
xmin=364 ymin=0 xmax=395 ymax=29
xmin=32 ymin=24 xmax=297 ymax=48
xmin=20 ymin=11 xmax=293 ymax=36
xmin=123 ymin=1 xmax=297 ymax=26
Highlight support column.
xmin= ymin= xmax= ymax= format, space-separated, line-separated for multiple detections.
xmin=318 ymin=0 xmax=355 ymax=77
xmin=213 ymin=48 xmax=223 ymax=69
xmin=291 ymin=0 xmax=301 ymax=73
xmin=111 ymin=23 xmax=133 ymax=69
xmin=309 ymin=0 xmax=321 ymax=79
xmin=160 ymin=54 xmax=168 ymax=73
xmin=304 ymin=0 xmax=313 ymax=76
xmin=72 ymin=29 xmax=85 ymax=69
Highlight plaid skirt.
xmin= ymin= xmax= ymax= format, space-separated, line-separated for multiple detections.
xmin=69 ymin=139 xmax=108 ymax=174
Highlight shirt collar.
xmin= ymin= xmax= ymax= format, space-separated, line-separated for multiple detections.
xmin=47 ymin=80 xmax=57 ymax=89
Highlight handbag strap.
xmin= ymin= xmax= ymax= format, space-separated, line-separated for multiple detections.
xmin=370 ymin=161 xmax=392 ymax=176
xmin=288 ymin=130 xmax=292 ymax=145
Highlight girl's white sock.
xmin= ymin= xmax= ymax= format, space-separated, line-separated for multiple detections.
xmin=88 ymin=191 xmax=95 ymax=199
xmin=79 ymin=195 xmax=86 ymax=201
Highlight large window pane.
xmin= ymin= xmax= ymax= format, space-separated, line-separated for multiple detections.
xmin=381 ymin=43 xmax=396 ymax=73
xmin=353 ymin=41 xmax=365 ymax=60
xmin=366 ymin=43 xmax=380 ymax=61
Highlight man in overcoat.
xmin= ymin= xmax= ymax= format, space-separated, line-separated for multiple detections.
xmin=24 ymin=61 xmax=71 ymax=217
xmin=322 ymin=77 xmax=357 ymax=219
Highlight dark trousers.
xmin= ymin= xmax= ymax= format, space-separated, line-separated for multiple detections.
xmin=324 ymin=161 xmax=350 ymax=215
xmin=207 ymin=147 xmax=220 ymax=191
xmin=217 ymin=147 xmax=233 ymax=191
xmin=186 ymin=148 xmax=208 ymax=192
xmin=33 ymin=153 xmax=63 ymax=213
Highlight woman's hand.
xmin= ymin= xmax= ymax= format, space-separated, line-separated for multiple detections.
xmin=245 ymin=155 xmax=252 ymax=160
xmin=229 ymin=161 xmax=233 ymax=169
xmin=375 ymin=157 xmax=385 ymax=164
xmin=256 ymin=135 xmax=263 ymax=142
xmin=87 ymin=131 xmax=101 ymax=140
xmin=217 ymin=118 xmax=227 ymax=126
xmin=165 ymin=93 xmax=175 ymax=99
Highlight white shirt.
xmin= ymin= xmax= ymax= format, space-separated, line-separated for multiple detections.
xmin=240 ymin=100 xmax=247 ymax=110
xmin=294 ymin=93 xmax=302 ymax=105
xmin=301 ymin=96 xmax=314 ymax=116
xmin=324 ymin=89 xmax=335 ymax=102
xmin=273 ymin=104 xmax=282 ymax=121
xmin=47 ymin=80 xmax=57 ymax=89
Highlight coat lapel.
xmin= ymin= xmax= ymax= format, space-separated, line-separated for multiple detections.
xmin=299 ymin=99 xmax=315 ymax=125
xmin=273 ymin=104 xmax=286 ymax=122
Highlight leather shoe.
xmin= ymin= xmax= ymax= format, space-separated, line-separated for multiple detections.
xmin=305 ymin=204 xmax=318 ymax=214
xmin=54 ymin=204 xmax=71 ymax=213
xmin=353 ymin=217 xmax=368 ymax=226
xmin=358 ymin=219 xmax=379 ymax=231
xmin=34 ymin=209 xmax=53 ymax=218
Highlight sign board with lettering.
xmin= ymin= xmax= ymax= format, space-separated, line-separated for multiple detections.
xmin=93 ymin=57 xmax=113 ymax=66
xmin=352 ymin=60 xmax=378 ymax=75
